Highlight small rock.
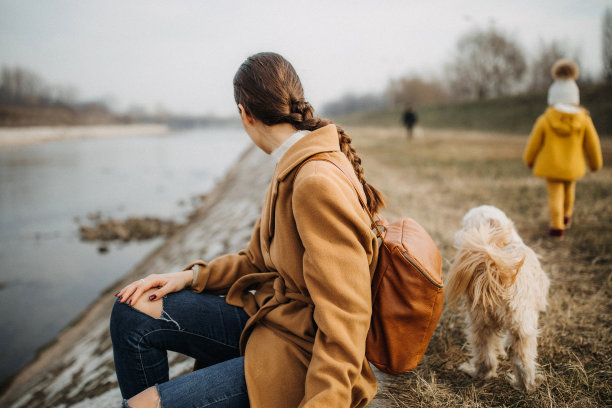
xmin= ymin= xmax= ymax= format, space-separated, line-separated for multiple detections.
xmin=79 ymin=215 xmax=182 ymax=243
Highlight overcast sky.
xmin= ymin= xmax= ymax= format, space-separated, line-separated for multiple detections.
xmin=0 ymin=0 xmax=609 ymax=116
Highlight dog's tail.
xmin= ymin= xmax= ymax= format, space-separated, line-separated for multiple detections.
xmin=446 ymin=223 xmax=525 ymax=311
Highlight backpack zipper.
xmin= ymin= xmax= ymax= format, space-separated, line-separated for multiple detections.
xmin=402 ymin=251 xmax=443 ymax=288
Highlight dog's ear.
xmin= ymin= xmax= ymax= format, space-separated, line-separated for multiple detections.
xmin=501 ymin=244 xmax=527 ymax=286
xmin=446 ymin=245 xmax=485 ymax=308
xmin=507 ymin=256 xmax=525 ymax=286
xmin=486 ymin=221 xmax=514 ymax=247
xmin=495 ymin=243 xmax=527 ymax=291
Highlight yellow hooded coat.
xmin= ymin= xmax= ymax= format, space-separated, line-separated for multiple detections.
xmin=523 ymin=107 xmax=602 ymax=181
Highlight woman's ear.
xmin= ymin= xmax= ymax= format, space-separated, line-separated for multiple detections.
xmin=238 ymin=104 xmax=254 ymax=125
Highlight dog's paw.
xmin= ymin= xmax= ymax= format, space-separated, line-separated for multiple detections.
xmin=507 ymin=372 xmax=538 ymax=393
xmin=460 ymin=361 xmax=498 ymax=379
xmin=533 ymin=372 xmax=545 ymax=390
xmin=507 ymin=372 xmax=518 ymax=388
xmin=522 ymin=380 xmax=537 ymax=394
xmin=459 ymin=362 xmax=477 ymax=377
xmin=483 ymin=369 xmax=498 ymax=380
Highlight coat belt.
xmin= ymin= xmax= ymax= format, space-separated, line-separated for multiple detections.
xmin=226 ymin=271 xmax=313 ymax=353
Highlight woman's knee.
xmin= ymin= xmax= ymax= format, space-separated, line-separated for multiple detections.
xmin=126 ymin=386 xmax=160 ymax=408
xmin=110 ymin=290 xmax=163 ymax=336
xmin=131 ymin=289 xmax=163 ymax=319
xmin=110 ymin=299 xmax=134 ymax=341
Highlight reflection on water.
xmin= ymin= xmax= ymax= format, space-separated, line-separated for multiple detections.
xmin=0 ymin=127 xmax=249 ymax=384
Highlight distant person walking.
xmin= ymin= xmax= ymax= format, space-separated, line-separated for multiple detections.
xmin=402 ymin=104 xmax=418 ymax=138
xmin=523 ymin=59 xmax=603 ymax=238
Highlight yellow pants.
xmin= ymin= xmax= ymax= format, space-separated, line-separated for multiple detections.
xmin=546 ymin=179 xmax=576 ymax=230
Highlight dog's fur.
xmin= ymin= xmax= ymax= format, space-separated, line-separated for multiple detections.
xmin=446 ymin=205 xmax=550 ymax=392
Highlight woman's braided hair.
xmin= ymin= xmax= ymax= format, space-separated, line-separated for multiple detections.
xmin=233 ymin=52 xmax=385 ymax=214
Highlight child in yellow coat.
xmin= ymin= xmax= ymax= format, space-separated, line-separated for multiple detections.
xmin=523 ymin=59 xmax=603 ymax=237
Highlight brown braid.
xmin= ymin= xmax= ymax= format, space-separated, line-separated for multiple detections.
xmin=287 ymin=100 xmax=385 ymax=214
xmin=234 ymin=52 xmax=385 ymax=213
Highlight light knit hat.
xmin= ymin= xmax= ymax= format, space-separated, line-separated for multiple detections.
xmin=547 ymin=59 xmax=580 ymax=106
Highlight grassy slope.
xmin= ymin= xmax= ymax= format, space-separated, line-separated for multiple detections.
xmin=335 ymin=83 xmax=612 ymax=136
xmin=345 ymin=127 xmax=611 ymax=407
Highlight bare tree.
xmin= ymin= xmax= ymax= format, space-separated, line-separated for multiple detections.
xmin=386 ymin=75 xmax=448 ymax=107
xmin=604 ymin=7 xmax=612 ymax=81
xmin=0 ymin=66 xmax=82 ymax=106
xmin=51 ymin=84 xmax=79 ymax=106
xmin=447 ymin=26 xmax=526 ymax=100
xmin=322 ymin=92 xmax=388 ymax=117
xmin=0 ymin=66 xmax=49 ymax=105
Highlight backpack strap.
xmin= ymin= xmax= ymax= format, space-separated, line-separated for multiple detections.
xmin=298 ymin=155 xmax=386 ymax=242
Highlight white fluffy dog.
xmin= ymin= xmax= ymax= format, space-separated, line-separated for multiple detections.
xmin=446 ymin=205 xmax=549 ymax=392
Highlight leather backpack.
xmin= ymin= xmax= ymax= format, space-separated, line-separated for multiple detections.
xmin=303 ymin=156 xmax=444 ymax=375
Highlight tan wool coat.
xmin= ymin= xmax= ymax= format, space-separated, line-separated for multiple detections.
xmin=185 ymin=124 xmax=380 ymax=407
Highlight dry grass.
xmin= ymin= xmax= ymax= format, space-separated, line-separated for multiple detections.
xmin=347 ymin=126 xmax=612 ymax=408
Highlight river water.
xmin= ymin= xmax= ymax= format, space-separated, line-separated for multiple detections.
xmin=0 ymin=126 xmax=250 ymax=384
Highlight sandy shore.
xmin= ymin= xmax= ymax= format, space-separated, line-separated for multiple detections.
xmin=0 ymin=124 xmax=169 ymax=147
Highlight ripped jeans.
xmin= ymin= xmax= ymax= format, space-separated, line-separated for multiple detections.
xmin=110 ymin=290 xmax=250 ymax=407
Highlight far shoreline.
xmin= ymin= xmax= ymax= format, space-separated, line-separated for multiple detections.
xmin=0 ymin=123 xmax=170 ymax=148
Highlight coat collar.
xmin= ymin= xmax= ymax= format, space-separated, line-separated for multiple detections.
xmin=276 ymin=124 xmax=340 ymax=181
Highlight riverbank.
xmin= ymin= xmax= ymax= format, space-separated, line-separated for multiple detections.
xmin=0 ymin=125 xmax=249 ymax=387
xmin=0 ymin=142 xmax=275 ymax=407
xmin=1 ymin=126 xmax=610 ymax=407
xmin=0 ymin=124 xmax=169 ymax=147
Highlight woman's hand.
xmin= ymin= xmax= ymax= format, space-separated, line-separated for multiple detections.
xmin=115 ymin=270 xmax=193 ymax=305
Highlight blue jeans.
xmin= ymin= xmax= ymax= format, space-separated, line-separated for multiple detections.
xmin=110 ymin=290 xmax=250 ymax=407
